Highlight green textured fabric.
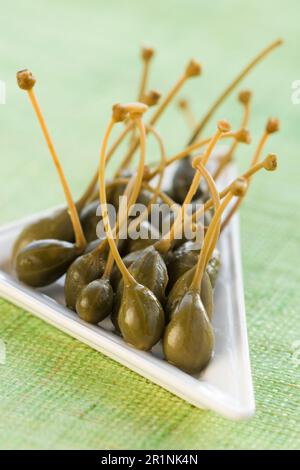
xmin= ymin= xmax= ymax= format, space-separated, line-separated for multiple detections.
xmin=0 ymin=0 xmax=299 ymax=450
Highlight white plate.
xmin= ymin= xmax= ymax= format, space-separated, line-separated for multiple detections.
xmin=0 ymin=165 xmax=255 ymax=421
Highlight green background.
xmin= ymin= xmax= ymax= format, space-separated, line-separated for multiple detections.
xmin=0 ymin=0 xmax=299 ymax=449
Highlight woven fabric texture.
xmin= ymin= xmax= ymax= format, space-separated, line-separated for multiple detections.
xmin=0 ymin=0 xmax=299 ymax=449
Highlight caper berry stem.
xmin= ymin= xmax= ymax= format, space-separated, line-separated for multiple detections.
xmin=177 ymin=98 xmax=197 ymax=130
xmin=79 ymin=120 xmax=136 ymax=209
xmin=220 ymin=119 xmax=279 ymax=232
xmin=191 ymin=194 xmax=233 ymax=290
xmin=138 ymin=46 xmax=155 ymax=101
xmin=192 ymin=153 xmax=278 ymax=223
xmin=189 ymin=161 xmax=221 ymax=266
xmin=147 ymin=129 xmax=240 ymax=180
xmin=77 ymin=123 xmax=135 ymax=209
xmin=77 ymin=169 xmax=101 ymax=210
xmin=150 ymin=59 xmax=201 ymax=126
xmin=99 ymin=103 xmax=148 ymax=286
xmin=18 ymin=75 xmax=86 ymax=252
xmin=91 ymin=175 xmax=176 ymax=258
xmin=251 ymin=118 xmax=279 ymax=167
xmin=103 ymin=177 xmax=176 ymax=208
xmin=155 ymin=120 xmax=230 ymax=254
xmin=110 ymin=172 xmax=141 ymax=254
xmin=102 ymin=254 xmax=115 ymax=280
xmin=116 ymin=59 xmax=201 ymax=174
xmin=188 ymin=38 xmax=283 ymax=144
xmin=117 ymin=91 xmax=161 ymax=176
xmin=102 ymin=175 xmax=136 ymax=279
xmin=213 ymin=90 xmax=252 ymax=180
xmin=99 ymin=118 xmax=135 ymax=285
xmin=221 ymin=148 xmax=279 ymax=232
xmin=144 ymin=125 xmax=167 ymax=205
xmin=128 ymin=124 xmax=167 ymax=237
xmin=95 ymin=111 xmax=149 ymax=257
xmin=191 ymin=178 xmax=248 ymax=291
xmin=220 ymin=197 xmax=241 ymax=232
xmin=128 ymin=118 xmax=147 ymax=207
xmin=150 ymin=70 xmax=188 ymax=125
xmin=251 ymin=133 xmax=269 ymax=166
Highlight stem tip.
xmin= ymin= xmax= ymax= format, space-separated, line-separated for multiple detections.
xmin=235 ymin=128 xmax=252 ymax=144
xmin=112 ymin=103 xmax=129 ymax=122
xmin=142 ymin=46 xmax=155 ymax=62
xmin=112 ymin=102 xmax=148 ymax=121
xmin=266 ymin=117 xmax=280 ymax=134
xmin=218 ymin=119 xmax=231 ymax=133
xmin=178 ymin=98 xmax=188 ymax=109
xmin=191 ymin=155 xmax=203 ymax=169
xmin=263 ymin=153 xmax=278 ymax=171
xmin=238 ymin=89 xmax=252 ymax=104
xmin=185 ymin=59 xmax=202 ymax=78
xmin=141 ymin=89 xmax=161 ymax=107
xmin=17 ymin=69 xmax=36 ymax=90
xmin=231 ymin=177 xmax=248 ymax=197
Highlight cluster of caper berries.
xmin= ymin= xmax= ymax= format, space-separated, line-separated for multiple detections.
xmin=12 ymin=39 xmax=281 ymax=374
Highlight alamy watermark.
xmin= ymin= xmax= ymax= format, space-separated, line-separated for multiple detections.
xmin=291 ymin=80 xmax=300 ymax=104
xmin=95 ymin=198 xmax=205 ymax=245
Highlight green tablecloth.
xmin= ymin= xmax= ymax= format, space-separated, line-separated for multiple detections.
xmin=0 ymin=0 xmax=299 ymax=450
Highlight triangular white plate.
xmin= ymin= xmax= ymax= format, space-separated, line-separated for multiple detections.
xmin=0 ymin=164 xmax=255 ymax=420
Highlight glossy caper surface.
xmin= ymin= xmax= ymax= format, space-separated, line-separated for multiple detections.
xmin=80 ymin=200 xmax=100 ymax=242
xmin=15 ymin=239 xmax=79 ymax=287
xmin=118 ymin=283 xmax=165 ymax=351
xmin=166 ymin=266 xmax=213 ymax=321
xmin=110 ymin=248 xmax=147 ymax=289
xmin=126 ymin=221 xmax=160 ymax=253
xmin=163 ymin=289 xmax=214 ymax=374
xmin=64 ymin=249 xmax=107 ymax=310
xmin=112 ymin=246 xmax=168 ymax=331
xmin=12 ymin=207 xmax=74 ymax=262
xmin=166 ymin=240 xmax=199 ymax=289
xmin=171 ymin=157 xmax=203 ymax=203
xmin=120 ymin=247 xmax=168 ymax=303
xmin=126 ymin=237 xmax=156 ymax=253
xmin=106 ymin=182 xmax=127 ymax=211
xmin=76 ymin=278 xmax=113 ymax=324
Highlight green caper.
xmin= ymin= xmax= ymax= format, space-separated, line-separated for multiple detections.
xmin=166 ymin=242 xmax=220 ymax=291
xmin=126 ymin=237 xmax=156 ymax=253
xmin=110 ymin=248 xmax=149 ymax=290
xmin=136 ymin=188 xmax=157 ymax=206
xmin=112 ymin=246 xmax=168 ymax=331
xmin=76 ymin=278 xmax=113 ymax=324
xmin=64 ymin=248 xmax=107 ymax=310
xmin=171 ymin=157 xmax=203 ymax=203
xmin=118 ymin=283 xmax=165 ymax=351
xmin=106 ymin=177 xmax=129 ymax=210
xmin=15 ymin=239 xmax=79 ymax=287
xmin=163 ymin=289 xmax=214 ymax=374
xmin=80 ymin=200 xmax=100 ymax=242
xmin=126 ymin=221 xmax=160 ymax=253
xmin=166 ymin=240 xmax=199 ymax=289
xmin=12 ymin=208 xmax=74 ymax=262
xmin=166 ymin=265 xmax=213 ymax=321
xmin=120 ymin=246 xmax=167 ymax=303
